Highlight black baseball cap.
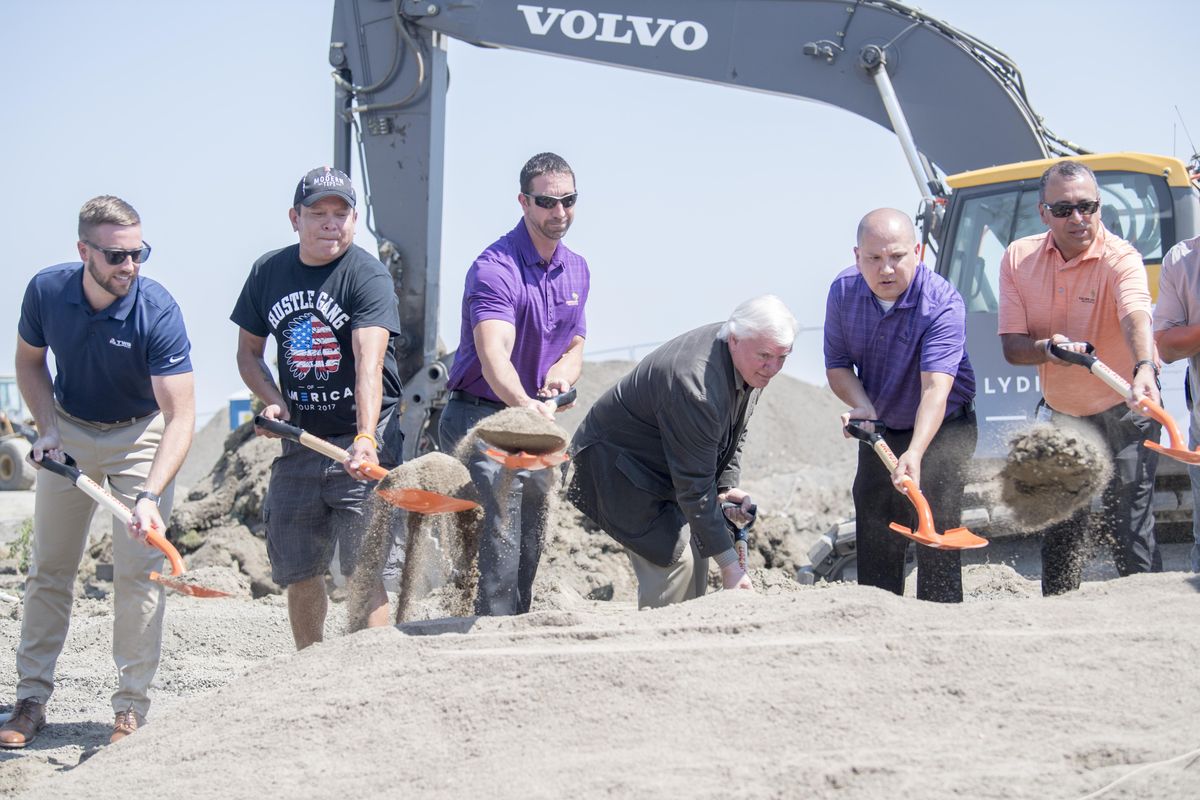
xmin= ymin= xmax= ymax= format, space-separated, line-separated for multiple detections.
xmin=294 ymin=166 xmax=356 ymax=208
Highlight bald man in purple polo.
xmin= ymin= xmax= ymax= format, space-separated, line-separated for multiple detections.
xmin=439 ymin=152 xmax=589 ymax=616
xmin=824 ymin=208 xmax=976 ymax=603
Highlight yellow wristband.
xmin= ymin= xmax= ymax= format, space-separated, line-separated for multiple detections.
xmin=353 ymin=432 xmax=378 ymax=448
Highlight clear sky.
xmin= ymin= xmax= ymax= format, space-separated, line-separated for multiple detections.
xmin=5 ymin=1 xmax=1196 ymax=422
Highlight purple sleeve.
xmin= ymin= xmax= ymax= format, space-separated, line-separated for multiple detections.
xmin=466 ymin=258 xmax=519 ymax=327
xmin=823 ymin=281 xmax=853 ymax=370
xmin=919 ymin=291 xmax=967 ymax=376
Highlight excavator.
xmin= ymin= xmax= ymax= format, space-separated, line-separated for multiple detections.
xmin=325 ymin=0 xmax=1200 ymax=577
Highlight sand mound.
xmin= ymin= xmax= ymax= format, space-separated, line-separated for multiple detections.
xmin=997 ymin=422 xmax=1113 ymax=530
xmin=7 ymin=574 xmax=1200 ymax=799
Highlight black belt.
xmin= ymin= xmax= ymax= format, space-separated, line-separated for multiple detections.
xmin=448 ymin=390 xmax=506 ymax=410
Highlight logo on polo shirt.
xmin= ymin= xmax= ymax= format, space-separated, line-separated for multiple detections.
xmin=108 ymin=337 xmax=132 ymax=349
xmin=566 ymin=291 xmax=580 ymax=306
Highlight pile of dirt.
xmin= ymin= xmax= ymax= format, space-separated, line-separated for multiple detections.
xmin=472 ymin=407 xmax=569 ymax=455
xmin=997 ymin=422 xmax=1113 ymax=531
xmin=165 ymin=565 xmax=252 ymax=599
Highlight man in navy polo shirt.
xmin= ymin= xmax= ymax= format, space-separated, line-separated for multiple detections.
xmin=2 ymin=196 xmax=195 ymax=748
xmin=439 ymin=152 xmax=590 ymax=616
xmin=232 ymin=167 xmax=402 ymax=648
xmin=824 ymin=208 xmax=977 ymax=603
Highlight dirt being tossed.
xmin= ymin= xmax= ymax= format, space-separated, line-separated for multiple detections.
xmin=998 ymin=422 xmax=1113 ymax=530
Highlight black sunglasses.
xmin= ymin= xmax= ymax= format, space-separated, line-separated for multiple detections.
xmin=524 ymin=192 xmax=578 ymax=209
xmin=1041 ymin=200 xmax=1100 ymax=219
xmin=84 ymin=240 xmax=152 ymax=265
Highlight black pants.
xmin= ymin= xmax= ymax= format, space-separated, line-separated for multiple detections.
xmin=852 ymin=412 xmax=977 ymax=603
xmin=1039 ymin=402 xmax=1161 ymax=596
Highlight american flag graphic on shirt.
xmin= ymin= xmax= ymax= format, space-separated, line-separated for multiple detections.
xmin=283 ymin=313 xmax=342 ymax=381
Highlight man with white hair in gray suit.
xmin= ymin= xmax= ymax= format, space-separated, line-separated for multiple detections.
xmin=567 ymin=295 xmax=798 ymax=608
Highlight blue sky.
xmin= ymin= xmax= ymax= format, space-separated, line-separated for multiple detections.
xmin=5 ymin=1 xmax=1196 ymax=421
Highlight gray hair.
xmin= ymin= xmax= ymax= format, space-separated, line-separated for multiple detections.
xmin=1039 ymin=160 xmax=1098 ymax=203
xmin=520 ymin=152 xmax=574 ymax=194
xmin=78 ymin=195 xmax=140 ymax=239
xmin=717 ymin=294 xmax=799 ymax=345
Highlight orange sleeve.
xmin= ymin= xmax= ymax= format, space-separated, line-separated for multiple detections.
xmin=997 ymin=244 xmax=1028 ymax=335
xmin=1109 ymin=246 xmax=1152 ymax=321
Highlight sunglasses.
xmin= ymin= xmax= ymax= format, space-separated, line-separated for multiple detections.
xmin=84 ymin=240 xmax=152 ymax=265
xmin=523 ymin=192 xmax=578 ymax=209
xmin=1041 ymin=200 xmax=1100 ymax=218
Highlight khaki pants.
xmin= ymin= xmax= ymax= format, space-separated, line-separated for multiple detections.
xmin=626 ymin=536 xmax=709 ymax=609
xmin=16 ymin=408 xmax=171 ymax=718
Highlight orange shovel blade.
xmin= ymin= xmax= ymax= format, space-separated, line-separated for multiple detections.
xmin=483 ymin=448 xmax=570 ymax=470
xmin=149 ymin=571 xmax=232 ymax=598
xmin=376 ymin=486 xmax=480 ymax=514
xmin=888 ymin=523 xmax=988 ymax=551
xmin=1144 ymin=441 xmax=1200 ymax=466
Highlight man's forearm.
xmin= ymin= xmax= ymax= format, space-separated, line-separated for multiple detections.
xmin=1156 ymin=324 xmax=1200 ymax=363
xmin=908 ymin=380 xmax=951 ymax=458
xmin=354 ymin=368 xmax=383 ymax=435
xmin=1000 ymin=333 xmax=1053 ymax=366
xmin=236 ymin=351 xmax=287 ymax=409
xmin=143 ymin=415 xmax=193 ymax=496
xmin=14 ymin=348 xmax=58 ymax=435
xmin=1120 ymin=310 xmax=1155 ymax=363
xmin=544 ymin=337 xmax=585 ymax=388
xmin=826 ymin=368 xmax=872 ymax=411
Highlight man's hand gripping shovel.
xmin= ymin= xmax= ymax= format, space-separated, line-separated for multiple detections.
xmin=1048 ymin=342 xmax=1200 ymax=466
xmin=35 ymin=455 xmax=230 ymax=598
xmin=253 ymin=415 xmax=480 ymax=514
xmin=843 ymin=420 xmax=988 ymax=551
xmin=481 ymin=388 xmax=576 ymax=470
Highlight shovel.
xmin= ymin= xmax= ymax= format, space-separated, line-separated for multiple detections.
xmin=480 ymin=388 xmax=575 ymax=470
xmin=844 ymin=420 xmax=988 ymax=550
xmin=253 ymin=415 xmax=480 ymax=513
xmin=35 ymin=454 xmax=230 ymax=598
xmin=1048 ymin=342 xmax=1200 ymax=465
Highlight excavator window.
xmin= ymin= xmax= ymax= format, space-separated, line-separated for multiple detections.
xmin=942 ymin=171 xmax=1174 ymax=314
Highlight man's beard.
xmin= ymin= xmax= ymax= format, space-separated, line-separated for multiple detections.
xmin=87 ymin=254 xmax=135 ymax=298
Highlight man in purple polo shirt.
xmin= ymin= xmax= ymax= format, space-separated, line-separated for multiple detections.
xmin=440 ymin=152 xmax=589 ymax=616
xmin=824 ymin=208 xmax=976 ymax=603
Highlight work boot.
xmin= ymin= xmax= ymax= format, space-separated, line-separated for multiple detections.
xmin=109 ymin=706 xmax=145 ymax=744
xmin=0 ymin=698 xmax=47 ymax=749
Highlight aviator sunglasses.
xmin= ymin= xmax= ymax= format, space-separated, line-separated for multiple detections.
xmin=523 ymin=192 xmax=578 ymax=209
xmin=1041 ymin=199 xmax=1100 ymax=219
xmin=84 ymin=240 xmax=153 ymax=265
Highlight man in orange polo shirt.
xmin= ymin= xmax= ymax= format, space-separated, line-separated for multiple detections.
xmin=998 ymin=160 xmax=1162 ymax=595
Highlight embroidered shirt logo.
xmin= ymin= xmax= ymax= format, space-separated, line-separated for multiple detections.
xmin=108 ymin=337 xmax=132 ymax=349
xmin=565 ymin=291 xmax=580 ymax=306
xmin=169 ymin=355 xmax=186 ymax=364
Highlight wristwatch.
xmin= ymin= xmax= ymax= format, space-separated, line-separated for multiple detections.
xmin=135 ymin=490 xmax=162 ymax=508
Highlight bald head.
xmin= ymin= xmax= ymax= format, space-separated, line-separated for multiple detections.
xmin=854 ymin=208 xmax=921 ymax=302
xmin=856 ymin=208 xmax=917 ymax=248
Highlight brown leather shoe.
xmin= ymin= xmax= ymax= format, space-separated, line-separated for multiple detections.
xmin=109 ymin=706 xmax=145 ymax=744
xmin=0 ymin=698 xmax=46 ymax=749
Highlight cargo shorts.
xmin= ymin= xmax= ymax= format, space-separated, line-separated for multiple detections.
xmin=263 ymin=414 xmax=403 ymax=587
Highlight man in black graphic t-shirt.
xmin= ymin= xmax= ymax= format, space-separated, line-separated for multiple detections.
xmin=231 ymin=166 xmax=402 ymax=649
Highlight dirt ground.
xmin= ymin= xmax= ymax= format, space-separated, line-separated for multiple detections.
xmin=0 ymin=363 xmax=1197 ymax=798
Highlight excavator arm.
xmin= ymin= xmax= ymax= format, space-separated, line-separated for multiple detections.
xmin=329 ymin=0 xmax=1071 ymax=456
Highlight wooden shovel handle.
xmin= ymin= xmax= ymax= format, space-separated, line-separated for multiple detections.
xmin=254 ymin=414 xmax=389 ymax=480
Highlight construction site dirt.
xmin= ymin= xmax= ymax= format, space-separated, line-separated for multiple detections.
xmin=0 ymin=362 xmax=1196 ymax=798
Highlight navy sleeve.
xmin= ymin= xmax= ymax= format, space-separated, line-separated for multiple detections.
xmin=146 ymin=300 xmax=193 ymax=376
xmin=17 ymin=275 xmax=46 ymax=347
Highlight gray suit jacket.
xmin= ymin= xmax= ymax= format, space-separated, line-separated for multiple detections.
xmin=567 ymin=323 xmax=759 ymax=567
